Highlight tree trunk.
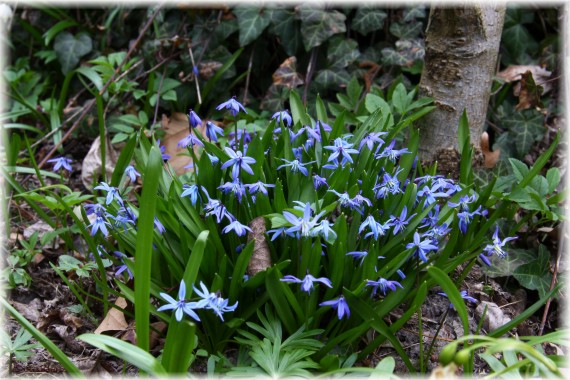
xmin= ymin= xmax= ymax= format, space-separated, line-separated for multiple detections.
xmin=416 ymin=3 xmax=506 ymax=176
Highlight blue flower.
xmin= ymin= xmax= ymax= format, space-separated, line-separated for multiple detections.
xmin=373 ymin=171 xmax=403 ymax=199
xmin=94 ymin=182 xmax=123 ymax=205
xmin=375 ymin=140 xmax=410 ymax=162
xmin=359 ymin=132 xmax=387 ymax=151
xmin=221 ymin=147 xmax=256 ymax=179
xmin=457 ymin=206 xmax=484 ymax=234
xmin=313 ymin=174 xmax=328 ymax=190
xmin=124 ymin=165 xmax=140 ymax=183
xmin=193 ymin=281 xmax=237 ymax=321
xmin=157 ymin=280 xmax=201 ymax=322
xmin=178 ymin=131 xmax=204 ymax=148
xmin=359 ymin=215 xmax=392 ymax=240
xmin=280 ymin=273 xmax=332 ymax=294
xmin=181 ymin=184 xmax=201 ymax=206
xmin=216 ymin=96 xmax=247 ymax=117
xmin=222 ymin=219 xmax=252 ymax=236
xmin=328 ymin=190 xmax=366 ymax=214
xmin=448 ymin=194 xmax=478 ymax=211
xmin=246 ymin=181 xmax=275 ymax=196
xmin=188 ymin=109 xmax=202 ymax=128
xmin=277 ymin=158 xmax=313 ymax=176
xmin=113 ymin=251 xmax=134 ymax=280
xmin=311 ymin=220 xmax=337 ymax=241
xmin=405 ymin=231 xmax=438 ymax=262
xmin=437 ymin=290 xmax=477 ymax=310
xmin=271 ymin=110 xmax=292 ymax=127
xmin=283 ymin=202 xmax=325 ymax=238
xmin=417 ymin=185 xmax=450 ymax=205
xmin=320 ymin=295 xmax=350 ymax=320
xmin=154 ymin=217 xmax=166 ymax=234
xmin=218 ymin=178 xmax=247 ymax=203
xmin=366 ymin=277 xmax=404 ymax=296
xmin=324 ymin=137 xmax=359 ymax=166
xmin=205 ymin=121 xmax=224 ymax=142
xmin=157 ymin=139 xmax=171 ymax=160
xmin=88 ymin=216 xmax=111 ymax=237
xmin=47 ymin=157 xmax=73 ymax=172
xmin=207 ymin=153 xmax=220 ymax=165
xmin=202 ymin=187 xmax=231 ymax=223
xmin=483 ymin=226 xmax=517 ymax=259
xmin=346 ymin=251 xmax=368 ymax=266
xmin=388 ymin=206 xmax=416 ymax=235
xmin=85 ymin=203 xmax=106 ymax=217
xmin=107 ymin=211 xmax=135 ymax=232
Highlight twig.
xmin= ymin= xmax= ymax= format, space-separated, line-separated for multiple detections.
xmin=37 ymin=4 xmax=164 ymax=170
xmin=134 ymin=51 xmax=181 ymax=82
xmin=242 ymin=48 xmax=254 ymax=106
xmin=187 ymin=44 xmax=202 ymax=105
xmin=303 ymin=46 xmax=318 ymax=105
xmin=539 ymin=246 xmax=561 ymax=336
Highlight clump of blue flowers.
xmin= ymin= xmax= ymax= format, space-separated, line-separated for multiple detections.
xmin=83 ymin=91 xmax=520 ymax=353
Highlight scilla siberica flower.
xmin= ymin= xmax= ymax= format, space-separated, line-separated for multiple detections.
xmin=47 ymin=157 xmax=73 ymax=172
xmin=205 ymin=121 xmax=224 ymax=142
xmin=178 ymin=131 xmax=204 ymax=148
xmin=283 ymin=202 xmax=325 ymax=238
xmin=158 ymin=280 xmax=202 ymax=322
xmin=366 ymin=277 xmax=404 ymax=297
xmin=320 ymin=296 xmax=350 ymax=320
xmin=482 ymin=226 xmax=517 ymax=260
xmin=222 ymin=219 xmax=252 ymax=237
xmin=271 ymin=110 xmax=292 ymax=127
xmin=94 ymin=182 xmax=123 ymax=205
xmin=180 ymin=184 xmax=201 ymax=206
xmin=216 ymin=96 xmax=247 ymax=117
xmin=324 ymin=137 xmax=359 ymax=166
xmin=124 ymin=165 xmax=140 ymax=183
xmin=406 ymin=231 xmax=438 ymax=262
xmin=188 ymin=109 xmax=202 ymax=128
xmin=438 ymin=290 xmax=477 ymax=310
xmin=193 ymin=281 xmax=238 ymax=321
xmin=280 ymin=272 xmax=332 ymax=294
xmin=277 ymin=158 xmax=313 ymax=176
xmin=221 ymin=147 xmax=256 ymax=179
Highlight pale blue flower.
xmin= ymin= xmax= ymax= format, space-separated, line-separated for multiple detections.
xmin=157 ymin=280 xmax=201 ymax=322
xmin=47 ymin=157 xmax=73 ymax=172
xmin=281 ymin=273 xmax=332 ymax=293
xmin=181 ymin=184 xmax=201 ymax=206
xmin=483 ymin=226 xmax=517 ymax=259
xmin=216 ymin=96 xmax=247 ymax=117
xmin=205 ymin=121 xmax=224 ymax=142
xmin=320 ymin=295 xmax=350 ymax=320
xmin=366 ymin=277 xmax=404 ymax=296
xmin=221 ymin=147 xmax=256 ymax=179
xmin=222 ymin=220 xmax=252 ymax=236
xmin=124 ymin=165 xmax=141 ymax=183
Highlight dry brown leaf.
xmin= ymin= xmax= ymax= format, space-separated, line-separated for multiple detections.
xmin=81 ymin=135 xmax=120 ymax=190
xmin=94 ymin=297 xmax=128 ymax=334
xmin=497 ymin=65 xmax=552 ymax=94
xmin=161 ymin=112 xmax=200 ymax=175
xmin=149 ymin=321 xmax=168 ymax=350
xmin=481 ymin=131 xmax=500 ymax=168
xmin=515 ymin=71 xmax=544 ymax=111
xmin=247 ymin=217 xmax=272 ymax=276
xmin=272 ymin=56 xmax=304 ymax=88
xmin=429 ymin=363 xmax=459 ymax=380
xmin=11 ymin=299 xmax=42 ymax=323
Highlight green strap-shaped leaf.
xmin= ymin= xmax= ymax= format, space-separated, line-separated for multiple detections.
xmin=134 ymin=146 xmax=163 ymax=354
xmin=77 ymin=334 xmax=166 ymax=375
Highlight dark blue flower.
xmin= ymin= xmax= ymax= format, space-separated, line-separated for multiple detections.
xmin=388 ymin=206 xmax=416 ymax=235
xmin=188 ymin=109 xmax=202 ymax=128
xmin=178 ymin=131 xmax=204 ymax=148
xmin=218 ymin=178 xmax=247 ymax=203
xmin=245 ymin=181 xmax=275 ymax=196
xmin=324 ymin=137 xmax=359 ymax=166
xmin=405 ymin=231 xmax=438 ymax=262
xmin=94 ymin=182 xmax=123 ymax=205
xmin=375 ymin=140 xmax=410 ymax=162
xmin=313 ymin=174 xmax=328 ymax=190
xmin=483 ymin=226 xmax=517 ymax=259
xmin=359 ymin=215 xmax=392 ymax=240
xmin=359 ymin=132 xmax=387 ymax=151
xmin=88 ymin=216 xmax=111 ymax=237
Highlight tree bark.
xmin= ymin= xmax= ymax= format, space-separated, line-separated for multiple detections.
xmin=416 ymin=3 xmax=506 ymax=176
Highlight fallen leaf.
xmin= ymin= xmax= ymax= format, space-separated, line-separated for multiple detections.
xmin=198 ymin=61 xmax=222 ymax=81
xmin=81 ymin=135 xmax=120 ymax=190
xmin=95 ymin=297 xmax=129 ymax=334
xmin=23 ymin=220 xmax=57 ymax=249
xmin=272 ymin=56 xmax=304 ymax=88
xmin=11 ymin=299 xmax=42 ymax=322
xmin=481 ymin=131 xmax=500 ymax=168
xmin=515 ymin=71 xmax=544 ymax=111
xmin=149 ymin=321 xmax=167 ymax=350
xmin=475 ymin=301 xmax=511 ymax=332
xmin=497 ymin=65 xmax=552 ymax=94
xmin=161 ymin=112 xmax=199 ymax=175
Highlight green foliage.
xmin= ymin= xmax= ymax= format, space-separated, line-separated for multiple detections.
xmin=53 ymin=32 xmax=93 ymax=74
xmin=0 ymin=328 xmax=41 ymax=363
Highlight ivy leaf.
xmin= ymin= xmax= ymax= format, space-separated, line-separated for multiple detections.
xmin=513 ymin=245 xmax=553 ymax=299
xmin=389 ymin=22 xmax=423 ymax=39
xmin=297 ymin=7 xmax=346 ymax=51
xmin=502 ymin=24 xmax=538 ymax=63
xmin=381 ymin=48 xmax=409 ymax=66
xmin=352 ymin=7 xmax=387 ymax=35
xmin=53 ymin=32 xmax=93 ymax=74
xmin=314 ymin=69 xmax=350 ymax=89
xmin=217 ymin=19 xmax=239 ymax=40
xmin=327 ymin=36 xmax=360 ymax=69
xmin=268 ymin=8 xmax=302 ymax=56
xmin=502 ymin=109 xmax=544 ymax=157
xmin=234 ymin=7 xmax=271 ymax=46
xmin=402 ymin=7 xmax=426 ymax=22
